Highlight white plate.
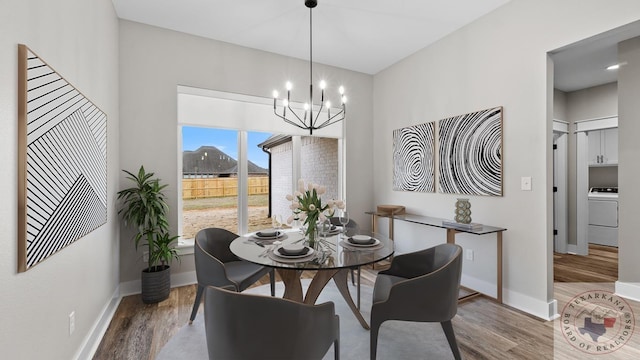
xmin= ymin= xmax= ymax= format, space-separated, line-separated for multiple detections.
xmin=351 ymin=235 xmax=372 ymax=243
xmin=345 ymin=238 xmax=380 ymax=247
xmin=253 ymin=231 xmax=284 ymax=239
xmin=273 ymin=246 xmax=315 ymax=258
xmin=280 ymin=243 xmax=305 ymax=255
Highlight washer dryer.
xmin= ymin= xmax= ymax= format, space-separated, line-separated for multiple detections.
xmin=588 ymin=187 xmax=618 ymax=247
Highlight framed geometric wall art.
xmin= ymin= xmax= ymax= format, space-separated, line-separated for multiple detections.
xmin=392 ymin=122 xmax=435 ymax=192
xmin=438 ymin=106 xmax=503 ymax=196
xmin=17 ymin=44 xmax=107 ymax=272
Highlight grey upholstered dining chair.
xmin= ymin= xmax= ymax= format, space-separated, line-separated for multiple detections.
xmin=370 ymin=243 xmax=463 ymax=360
xmin=204 ymin=285 xmax=340 ymax=360
xmin=189 ymin=227 xmax=275 ymax=324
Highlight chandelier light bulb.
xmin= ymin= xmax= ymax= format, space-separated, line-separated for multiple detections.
xmin=286 ymin=82 xmax=293 ymax=91
xmin=304 ymin=103 xmax=310 ymax=111
xmin=283 ymin=99 xmax=289 ymax=107
xmin=319 ymin=80 xmax=326 ymax=89
xmin=341 ymin=95 xmax=347 ymax=104
xmin=272 ymin=90 xmax=279 ymax=98
xmin=339 ymin=86 xmax=345 ymax=95
xmin=326 ymin=101 xmax=331 ymax=109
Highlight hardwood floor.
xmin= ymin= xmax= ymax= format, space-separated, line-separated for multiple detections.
xmin=94 ymin=246 xmax=622 ymax=360
xmin=553 ymin=244 xmax=618 ymax=282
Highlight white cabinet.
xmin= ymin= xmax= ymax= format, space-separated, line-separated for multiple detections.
xmin=588 ymin=128 xmax=618 ymax=166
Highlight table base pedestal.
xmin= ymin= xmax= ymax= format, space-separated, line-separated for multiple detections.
xmin=277 ymin=268 xmax=370 ymax=329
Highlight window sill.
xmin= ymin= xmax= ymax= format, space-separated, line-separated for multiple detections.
xmin=176 ymin=238 xmax=195 ymax=256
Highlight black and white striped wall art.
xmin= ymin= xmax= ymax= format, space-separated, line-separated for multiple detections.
xmin=392 ymin=122 xmax=435 ymax=192
xmin=438 ymin=106 xmax=503 ymax=196
xmin=17 ymin=45 xmax=107 ymax=272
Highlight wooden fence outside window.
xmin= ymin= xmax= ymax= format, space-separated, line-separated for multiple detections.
xmin=182 ymin=176 xmax=269 ymax=199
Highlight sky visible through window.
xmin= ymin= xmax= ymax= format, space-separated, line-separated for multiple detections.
xmin=182 ymin=126 xmax=272 ymax=168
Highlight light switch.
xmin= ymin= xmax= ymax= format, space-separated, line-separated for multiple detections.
xmin=521 ymin=176 xmax=532 ymax=191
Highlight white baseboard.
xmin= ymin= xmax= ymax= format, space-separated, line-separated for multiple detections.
xmin=171 ymin=270 xmax=198 ymax=288
xmin=461 ymin=273 xmax=497 ymax=298
xmin=505 ymin=289 xmax=558 ymax=321
xmin=120 ymin=270 xmax=198 ymax=297
xmin=615 ymin=281 xmax=640 ymax=302
xmin=74 ymin=287 xmax=121 ymax=360
xmin=80 ymin=271 xmax=198 ymax=359
xmin=462 ymin=274 xmax=556 ymax=320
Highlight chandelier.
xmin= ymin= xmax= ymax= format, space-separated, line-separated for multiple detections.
xmin=272 ymin=0 xmax=347 ymax=135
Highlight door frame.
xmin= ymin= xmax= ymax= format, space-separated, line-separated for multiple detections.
xmin=573 ymin=116 xmax=618 ymax=255
xmin=553 ymin=120 xmax=568 ymax=253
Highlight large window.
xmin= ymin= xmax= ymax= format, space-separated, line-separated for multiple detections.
xmin=181 ymin=127 xmax=272 ymax=237
xmin=177 ymin=87 xmax=344 ymax=238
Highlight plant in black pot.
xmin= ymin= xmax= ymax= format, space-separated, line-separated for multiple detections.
xmin=118 ymin=166 xmax=180 ymax=304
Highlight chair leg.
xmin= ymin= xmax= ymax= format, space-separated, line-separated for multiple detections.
xmin=334 ymin=339 xmax=340 ymax=360
xmin=370 ymin=318 xmax=382 ymax=360
xmin=269 ymin=269 xmax=276 ymax=296
xmin=350 ymin=268 xmax=355 ymax=285
xmin=441 ymin=320 xmax=462 ymax=360
xmin=189 ymin=285 xmax=205 ymax=324
xmin=356 ymin=267 xmax=361 ymax=310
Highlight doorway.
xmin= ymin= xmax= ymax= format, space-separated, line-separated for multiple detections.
xmin=548 ymin=23 xmax=637 ymax=283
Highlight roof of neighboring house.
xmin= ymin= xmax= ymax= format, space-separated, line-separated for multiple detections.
xmin=182 ymin=146 xmax=267 ymax=175
xmin=257 ymin=134 xmax=292 ymax=150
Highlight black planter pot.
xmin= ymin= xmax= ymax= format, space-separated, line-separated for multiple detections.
xmin=141 ymin=265 xmax=171 ymax=304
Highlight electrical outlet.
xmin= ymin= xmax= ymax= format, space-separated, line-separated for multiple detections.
xmin=465 ymin=249 xmax=474 ymax=261
xmin=69 ymin=311 xmax=75 ymax=335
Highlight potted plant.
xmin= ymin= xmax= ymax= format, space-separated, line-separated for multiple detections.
xmin=117 ymin=166 xmax=180 ymax=303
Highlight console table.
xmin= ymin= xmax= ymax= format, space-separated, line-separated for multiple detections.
xmin=366 ymin=211 xmax=507 ymax=303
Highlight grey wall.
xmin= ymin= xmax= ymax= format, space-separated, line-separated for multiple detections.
xmin=0 ymin=0 xmax=120 ymax=358
xmin=554 ymin=89 xmax=568 ymax=121
xmin=118 ymin=21 xmax=374 ymax=283
xmin=589 ymin=167 xmax=618 ymax=187
xmin=372 ymin=0 xmax=640 ymax=318
xmin=565 ymin=82 xmax=617 ymax=245
xmin=618 ymin=36 xmax=640 ymax=285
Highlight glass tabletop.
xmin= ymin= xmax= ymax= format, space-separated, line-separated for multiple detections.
xmin=230 ymin=228 xmax=394 ymax=270
xmin=365 ymin=211 xmax=506 ymax=235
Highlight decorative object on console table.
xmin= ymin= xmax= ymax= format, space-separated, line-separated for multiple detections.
xmin=286 ymin=179 xmax=344 ymax=249
xmin=17 ymin=44 xmax=108 ymax=272
xmin=376 ymin=205 xmax=406 ymax=216
xmin=374 ymin=205 xmax=406 ymax=242
xmin=392 ymin=122 xmax=435 ymax=192
xmin=454 ymin=198 xmax=472 ymax=224
xmin=442 ymin=220 xmax=483 ymax=231
xmin=438 ymin=106 xmax=503 ymax=196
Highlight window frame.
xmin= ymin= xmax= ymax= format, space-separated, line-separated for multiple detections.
xmin=176 ymin=86 xmax=345 ymax=245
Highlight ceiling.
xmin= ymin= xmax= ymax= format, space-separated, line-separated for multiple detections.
xmin=551 ymin=20 xmax=640 ymax=92
xmin=111 ymin=0 xmax=511 ymax=75
xmin=112 ymin=1 xmax=640 ymax=92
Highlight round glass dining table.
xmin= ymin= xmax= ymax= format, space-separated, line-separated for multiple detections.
xmin=230 ymin=228 xmax=394 ymax=329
